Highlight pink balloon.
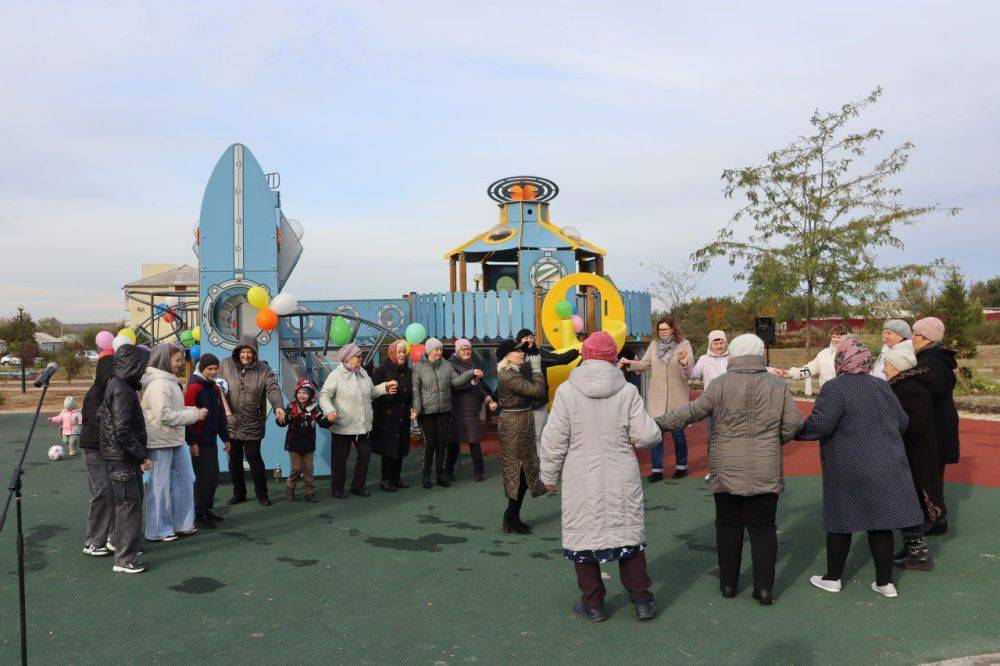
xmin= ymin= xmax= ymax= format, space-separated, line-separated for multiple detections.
xmin=95 ymin=331 xmax=114 ymax=350
xmin=572 ymin=315 xmax=584 ymax=333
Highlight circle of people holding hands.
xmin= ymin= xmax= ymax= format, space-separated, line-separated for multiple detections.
xmin=75 ymin=313 xmax=960 ymax=625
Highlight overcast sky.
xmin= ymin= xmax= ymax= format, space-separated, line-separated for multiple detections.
xmin=2 ymin=1 xmax=998 ymax=322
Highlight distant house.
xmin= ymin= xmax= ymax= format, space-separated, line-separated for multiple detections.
xmin=34 ymin=332 xmax=80 ymax=352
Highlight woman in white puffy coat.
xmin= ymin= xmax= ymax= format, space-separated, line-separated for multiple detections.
xmin=141 ymin=344 xmax=206 ymax=541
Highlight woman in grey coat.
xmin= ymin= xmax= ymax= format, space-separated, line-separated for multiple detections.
xmin=657 ymin=334 xmax=802 ymax=606
xmin=410 ymin=338 xmax=478 ymax=489
xmin=797 ymin=337 xmax=923 ymax=599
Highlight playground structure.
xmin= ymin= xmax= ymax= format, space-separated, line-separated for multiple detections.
xmin=171 ymin=144 xmax=653 ymax=475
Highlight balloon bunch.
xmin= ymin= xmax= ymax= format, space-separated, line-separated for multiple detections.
xmin=554 ymin=299 xmax=585 ymax=334
xmin=103 ymin=328 xmax=137 ymax=352
xmin=404 ymin=323 xmax=428 ymax=362
xmin=155 ymin=297 xmax=181 ymax=324
xmin=246 ymin=286 xmax=299 ymax=333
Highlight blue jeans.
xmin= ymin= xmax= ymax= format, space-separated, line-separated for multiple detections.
xmin=651 ymin=429 xmax=688 ymax=472
xmin=145 ymin=446 xmax=195 ymax=540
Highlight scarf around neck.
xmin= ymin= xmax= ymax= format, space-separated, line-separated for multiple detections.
xmin=655 ymin=338 xmax=677 ymax=364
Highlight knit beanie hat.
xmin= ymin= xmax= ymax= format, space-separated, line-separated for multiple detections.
xmin=883 ymin=345 xmax=917 ymax=372
xmin=455 ymin=338 xmax=472 ymax=352
xmin=496 ymin=338 xmax=520 ymax=360
xmin=883 ymin=319 xmax=912 ymax=340
xmin=708 ymin=330 xmax=727 ymax=344
xmin=424 ymin=338 xmax=443 ymax=355
xmin=64 ymin=396 xmax=78 ymax=410
xmin=913 ymin=317 xmax=945 ymax=343
xmin=581 ymin=331 xmax=618 ymax=363
xmin=198 ymin=353 xmax=220 ymax=371
xmin=337 ymin=343 xmax=363 ymax=364
xmin=728 ymin=333 xmax=765 ymax=358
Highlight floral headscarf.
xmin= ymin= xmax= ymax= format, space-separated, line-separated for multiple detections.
xmin=834 ymin=336 xmax=874 ymax=375
xmin=386 ymin=340 xmax=408 ymax=367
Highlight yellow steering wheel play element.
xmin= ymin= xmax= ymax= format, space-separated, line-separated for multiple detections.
xmin=540 ymin=273 xmax=628 ymax=405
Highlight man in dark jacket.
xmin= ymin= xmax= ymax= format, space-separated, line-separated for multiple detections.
xmin=80 ymin=351 xmax=115 ymax=557
xmin=185 ymin=353 xmax=230 ymax=528
xmin=912 ymin=317 xmax=960 ymax=535
xmin=515 ymin=328 xmax=580 ymax=452
xmin=218 ymin=335 xmax=285 ymax=506
xmin=98 ymin=344 xmax=150 ymax=574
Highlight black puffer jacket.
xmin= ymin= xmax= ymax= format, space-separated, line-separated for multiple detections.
xmin=218 ymin=335 xmax=283 ymax=441
xmin=916 ymin=343 xmax=960 ymax=465
xmin=98 ymin=345 xmax=150 ymax=463
xmin=80 ymin=353 xmax=114 ymax=450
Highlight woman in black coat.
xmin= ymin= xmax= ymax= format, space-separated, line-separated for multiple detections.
xmin=445 ymin=339 xmax=497 ymax=482
xmin=371 ymin=340 xmax=414 ymax=492
xmin=912 ymin=317 xmax=960 ymax=536
xmin=884 ymin=346 xmax=944 ymax=571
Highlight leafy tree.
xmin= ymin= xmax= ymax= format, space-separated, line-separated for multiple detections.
xmin=36 ymin=316 xmax=65 ymax=337
xmin=970 ymin=276 xmax=1000 ymax=308
xmin=0 ymin=311 xmax=37 ymax=348
xmin=57 ymin=342 xmax=86 ymax=384
xmin=936 ymin=267 xmax=977 ymax=358
xmin=897 ymin=277 xmax=932 ymax=319
xmin=78 ymin=326 xmax=103 ymax=350
xmin=691 ymin=88 xmax=958 ymax=356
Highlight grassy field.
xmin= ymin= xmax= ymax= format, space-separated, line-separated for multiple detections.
xmin=1 ymin=412 xmax=999 ymax=664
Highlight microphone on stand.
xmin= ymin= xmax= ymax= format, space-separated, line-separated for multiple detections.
xmin=33 ymin=362 xmax=59 ymax=388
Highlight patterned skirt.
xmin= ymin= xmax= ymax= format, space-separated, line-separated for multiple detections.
xmin=563 ymin=543 xmax=646 ymax=564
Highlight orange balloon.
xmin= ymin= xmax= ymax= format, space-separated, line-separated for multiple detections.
xmin=409 ymin=343 xmax=425 ymax=363
xmin=257 ymin=308 xmax=278 ymax=331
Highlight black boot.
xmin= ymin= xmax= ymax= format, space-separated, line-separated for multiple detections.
xmin=895 ymin=534 xmax=934 ymax=571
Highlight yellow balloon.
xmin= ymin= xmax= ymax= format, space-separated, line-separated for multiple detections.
xmin=192 ymin=326 xmax=201 ymax=342
xmin=117 ymin=328 xmax=136 ymax=344
xmin=540 ymin=272 xmax=628 ymax=407
xmin=246 ymin=285 xmax=270 ymax=309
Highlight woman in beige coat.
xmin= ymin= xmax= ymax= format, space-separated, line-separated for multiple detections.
xmin=541 ymin=332 xmax=663 ymax=623
xmin=657 ymin=334 xmax=803 ymax=606
xmin=620 ymin=316 xmax=693 ymax=479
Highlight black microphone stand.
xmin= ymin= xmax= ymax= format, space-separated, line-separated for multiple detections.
xmin=0 ymin=372 xmax=54 ymax=666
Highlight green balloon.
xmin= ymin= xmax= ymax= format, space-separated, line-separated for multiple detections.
xmin=555 ymin=300 xmax=573 ymax=319
xmin=329 ymin=316 xmax=352 ymax=346
xmin=179 ymin=330 xmax=195 ymax=347
xmin=405 ymin=322 xmax=427 ymax=345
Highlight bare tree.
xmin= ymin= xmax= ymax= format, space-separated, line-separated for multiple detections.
xmin=644 ymin=262 xmax=702 ymax=313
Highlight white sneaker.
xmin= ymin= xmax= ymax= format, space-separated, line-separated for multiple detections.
xmin=810 ymin=575 xmax=842 ymax=593
xmin=871 ymin=582 xmax=898 ymax=598
xmin=176 ymin=527 xmax=199 ymax=536
xmin=147 ymin=534 xmax=178 ymax=543
xmin=112 ymin=561 xmax=147 ymax=574
xmin=704 ymin=473 xmax=710 ymax=481
xmin=82 ymin=544 xmax=111 ymax=557
xmin=106 ymin=541 xmax=115 ymax=552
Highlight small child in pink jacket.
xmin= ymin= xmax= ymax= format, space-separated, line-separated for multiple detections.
xmin=50 ymin=396 xmax=83 ymax=456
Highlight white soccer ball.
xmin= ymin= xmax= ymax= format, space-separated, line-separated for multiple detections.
xmin=48 ymin=445 xmax=67 ymax=461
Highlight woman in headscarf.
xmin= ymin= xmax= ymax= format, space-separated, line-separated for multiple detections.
xmin=883 ymin=345 xmax=943 ymax=571
xmin=140 ymin=344 xmax=206 ymax=542
xmin=658 ymin=334 xmax=803 ymax=606
xmin=371 ymin=340 xmax=413 ymax=492
xmin=496 ymin=337 xmax=548 ymax=534
xmin=619 ymin=316 xmax=693 ymax=480
xmin=540 ymin=332 xmax=663 ymax=622
xmin=445 ymin=339 xmax=498 ymax=482
xmin=797 ymin=337 xmax=924 ymax=599
xmin=320 ymin=343 xmax=398 ymax=498
xmin=871 ymin=319 xmax=915 ymax=381
xmin=912 ymin=316 xmax=959 ymax=535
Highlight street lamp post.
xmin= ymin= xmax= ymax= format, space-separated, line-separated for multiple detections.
xmin=17 ymin=304 xmax=26 ymax=394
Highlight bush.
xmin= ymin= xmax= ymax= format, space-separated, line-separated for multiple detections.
xmin=955 ymin=369 xmax=1000 ymax=396
xmin=972 ymin=321 xmax=1000 ymax=345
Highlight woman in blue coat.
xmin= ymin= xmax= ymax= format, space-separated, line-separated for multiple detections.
xmin=796 ymin=337 xmax=923 ymax=599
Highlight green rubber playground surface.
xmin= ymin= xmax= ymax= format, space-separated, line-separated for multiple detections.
xmin=1 ymin=412 xmax=998 ymax=664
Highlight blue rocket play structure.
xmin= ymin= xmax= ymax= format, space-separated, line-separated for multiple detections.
xmin=194 ymin=144 xmax=652 ymax=476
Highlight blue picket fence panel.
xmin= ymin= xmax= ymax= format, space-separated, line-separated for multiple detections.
xmin=485 ymin=291 xmax=498 ymax=339
xmin=498 ymin=290 xmax=511 ymax=338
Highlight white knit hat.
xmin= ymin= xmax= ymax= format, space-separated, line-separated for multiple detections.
xmin=729 ymin=333 xmax=765 ymax=358
xmin=424 ymin=338 xmax=443 ymax=355
xmin=884 ymin=345 xmax=917 ymax=372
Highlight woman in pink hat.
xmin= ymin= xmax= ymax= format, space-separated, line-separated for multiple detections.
xmin=912 ymin=316 xmax=959 ymax=535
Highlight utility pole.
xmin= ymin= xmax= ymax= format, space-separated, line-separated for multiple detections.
xmin=17 ymin=304 xmax=26 ymax=394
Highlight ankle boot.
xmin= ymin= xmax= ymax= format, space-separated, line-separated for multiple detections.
xmin=894 ymin=534 xmax=934 ymax=571
xmin=286 ymin=487 xmax=297 ymax=502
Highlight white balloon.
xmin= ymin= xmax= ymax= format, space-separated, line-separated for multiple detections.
xmin=270 ymin=293 xmax=299 ymax=315
xmin=112 ymin=334 xmax=131 ymax=352
xmin=165 ymin=296 xmax=180 ymax=307
xmin=288 ymin=218 xmax=304 ymax=240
